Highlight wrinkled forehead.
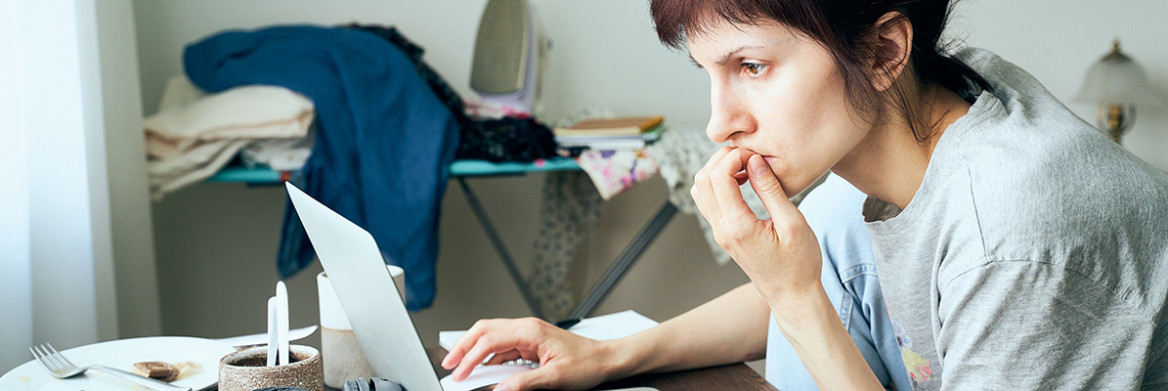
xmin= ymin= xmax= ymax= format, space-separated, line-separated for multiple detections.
xmin=685 ymin=15 xmax=797 ymax=47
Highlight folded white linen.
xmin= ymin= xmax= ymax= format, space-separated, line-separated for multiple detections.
xmin=239 ymin=127 xmax=316 ymax=172
xmin=144 ymin=75 xmax=315 ymax=200
xmin=145 ymin=75 xmax=314 ymax=159
xmin=148 ymin=139 xmax=249 ymax=199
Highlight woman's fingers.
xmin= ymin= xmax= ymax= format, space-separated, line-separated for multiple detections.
xmin=442 ymin=322 xmax=486 ymax=369
xmin=691 ymin=179 xmax=716 ymax=225
xmin=452 ymin=337 xmax=502 ymax=380
xmin=453 ymin=332 xmax=532 ymax=381
xmin=745 ymin=154 xmax=805 ymax=231
xmin=709 ymin=149 xmax=756 ymax=223
xmin=693 ymin=146 xmax=743 ymax=223
xmin=484 ymin=349 xmax=523 ymax=366
xmin=444 ymin=319 xmax=543 ymax=381
xmin=439 ymin=318 xmax=612 ymax=391
xmin=705 ymin=145 xmax=735 ymax=167
xmin=692 ymin=146 xmax=735 ymax=223
xmin=733 ymin=171 xmax=749 ymax=186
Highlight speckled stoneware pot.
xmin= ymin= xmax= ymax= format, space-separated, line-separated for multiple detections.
xmin=218 ymin=345 xmax=323 ymax=391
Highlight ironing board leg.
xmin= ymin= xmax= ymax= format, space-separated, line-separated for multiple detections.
xmin=457 ymin=177 xmax=678 ymax=322
xmin=568 ymin=202 xmax=677 ymax=320
xmin=457 ymin=177 xmax=546 ymax=320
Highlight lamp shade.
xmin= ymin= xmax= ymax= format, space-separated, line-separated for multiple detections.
xmin=1072 ymin=40 xmax=1165 ymax=106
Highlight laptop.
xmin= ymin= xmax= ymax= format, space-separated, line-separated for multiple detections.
xmin=286 ymin=183 xmax=531 ymax=391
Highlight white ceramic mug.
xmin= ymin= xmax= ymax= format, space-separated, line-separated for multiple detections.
xmin=316 ymin=265 xmax=405 ymax=388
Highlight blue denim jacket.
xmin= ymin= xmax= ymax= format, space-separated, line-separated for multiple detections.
xmin=765 ymin=174 xmax=911 ymax=390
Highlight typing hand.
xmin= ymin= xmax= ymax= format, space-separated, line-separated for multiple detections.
xmin=691 ymin=147 xmax=824 ymax=315
xmin=441 ymin=317 xmax=617 ymax=391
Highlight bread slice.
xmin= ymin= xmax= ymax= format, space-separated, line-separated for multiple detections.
xmin=132 ymin=361 xmax=179 ymax=382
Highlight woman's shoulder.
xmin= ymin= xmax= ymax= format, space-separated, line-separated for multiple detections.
xmin=944 ymin=47 xmax=1099 ymax=147
xmin=928 ymin=55 xmax=1168 ymax=276
xmin=936 ymin=48 xmax=1167 ymax=223
xmin=957 ymin=132 xmax=1168 ymax=290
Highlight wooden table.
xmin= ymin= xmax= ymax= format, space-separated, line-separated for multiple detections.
xmin=427 ymin=347 xmax=778 ymax=391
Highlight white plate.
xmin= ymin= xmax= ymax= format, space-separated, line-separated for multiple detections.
xmin=0 ymin=336 xmax=236 ymax=391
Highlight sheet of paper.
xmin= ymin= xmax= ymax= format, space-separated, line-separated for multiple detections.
xmin=439 ymin=364 xmax=533 ymax=391
xmin=439 ymin=310 xmax=658 ymax=351
xmin=570 ymin=310 xmax=659 ymax=341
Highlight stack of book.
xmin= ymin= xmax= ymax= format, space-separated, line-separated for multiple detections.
xmin=553 ymin=115 xmax=665 ymax=150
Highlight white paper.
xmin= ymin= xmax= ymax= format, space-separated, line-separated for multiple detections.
xmin=439 ymin=310 xmax=658 ymax=351
xmin=214 ymin=325 xmax=318 ymax=347
xmin=569 ymin=310 xmax=659 ymax=341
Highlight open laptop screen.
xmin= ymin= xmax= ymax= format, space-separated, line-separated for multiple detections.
xmin=286 ymin=183 xmax=443 ymax=390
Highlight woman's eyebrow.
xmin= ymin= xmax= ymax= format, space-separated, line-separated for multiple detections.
xmin=717 ymin=45 xmax=763 ymax=66
xmin=688 ymin=45 xmax=765 ymax=69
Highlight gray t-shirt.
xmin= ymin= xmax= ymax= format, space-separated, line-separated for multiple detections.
xmin=865 ymin=48 xmax=1168 ymax=390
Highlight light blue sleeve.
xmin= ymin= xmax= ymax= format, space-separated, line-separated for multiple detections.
xmin=764 ymin=174 xmax=911 ymax=391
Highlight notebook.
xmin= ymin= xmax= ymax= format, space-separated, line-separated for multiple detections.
xmin=286 ymin=182 xmax=531 ymax=391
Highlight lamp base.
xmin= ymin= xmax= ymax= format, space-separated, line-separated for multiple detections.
xmin=1097 ymin=103 xmax=1136 ymax=143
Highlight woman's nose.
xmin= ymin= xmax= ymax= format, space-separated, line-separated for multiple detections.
xmin=706 ymin=85 xmax=754 ymax=143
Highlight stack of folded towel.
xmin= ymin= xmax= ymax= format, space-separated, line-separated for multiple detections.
xmin=144 ymin=75 xmax=315 ymax=200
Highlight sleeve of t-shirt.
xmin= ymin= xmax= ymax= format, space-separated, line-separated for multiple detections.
xmin=936 ymin=260 xmax=1155 ymax=390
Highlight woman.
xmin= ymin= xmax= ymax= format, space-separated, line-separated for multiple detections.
xmin=443 ymin=0 xmax=1168 ymax=389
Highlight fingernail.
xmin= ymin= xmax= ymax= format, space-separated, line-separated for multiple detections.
xmin=750 ymin=155 xmax=768 ymax=174
xmin=494 ymin=384 xmax=511 ymax=391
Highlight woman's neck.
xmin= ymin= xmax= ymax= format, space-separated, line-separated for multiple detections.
xmin=834 ymin=86 xmax=972 ymax=210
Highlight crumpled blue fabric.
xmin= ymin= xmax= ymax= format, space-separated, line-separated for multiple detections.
xmin=184 ymin=25 xmax=459 ymax=310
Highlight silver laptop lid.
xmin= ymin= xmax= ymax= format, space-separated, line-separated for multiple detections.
xmin=286 ymin=183 xmax=443 ymax=391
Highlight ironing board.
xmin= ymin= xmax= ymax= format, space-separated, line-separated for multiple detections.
xmin=208 ymin=158 xmax=677 ymax=321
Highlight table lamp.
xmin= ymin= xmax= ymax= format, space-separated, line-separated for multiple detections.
xmin=1072 ymin=39 xmax=1165 ymax=143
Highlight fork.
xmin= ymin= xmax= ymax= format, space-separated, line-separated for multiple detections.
xmin=30 ymin=343 xmax=191 ymax=391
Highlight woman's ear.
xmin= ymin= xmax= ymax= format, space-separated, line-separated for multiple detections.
xmin=868 ymin=12 xmax=913 ymax=92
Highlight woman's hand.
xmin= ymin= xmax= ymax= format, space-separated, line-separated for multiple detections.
xmin=441 ymin=317 xmax=622 ymax=391
xmin=691 ymin=147 xmax=824 ymax=317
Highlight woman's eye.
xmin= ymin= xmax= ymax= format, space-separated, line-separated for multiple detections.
xmin=742 ymin=62 xmax=767 ymax=77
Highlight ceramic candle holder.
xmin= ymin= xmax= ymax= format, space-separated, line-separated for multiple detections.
xmin=218 ymin=345 xmax=323 ymax=391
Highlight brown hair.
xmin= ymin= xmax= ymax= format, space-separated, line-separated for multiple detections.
xmin=650 ymin=0 xmax=991 ymax=141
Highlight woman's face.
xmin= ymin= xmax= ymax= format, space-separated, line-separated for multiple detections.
xmin=687 ymin=18 xmax=871 ymax=197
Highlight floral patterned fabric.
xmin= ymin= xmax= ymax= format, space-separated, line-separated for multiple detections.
xmin=574 ymin=149 xmax=660 ymax=200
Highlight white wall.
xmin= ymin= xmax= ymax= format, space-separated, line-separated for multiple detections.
xmin=96 ymin=0 xmax=162 ymax=340
xmin=25 ymin=0 xmax=117 ymax=345
xmin=129 ymin=0 xmax=1168 ymax=378
xmin=132 ymin=0 xmax=712 ymax=126
xmin=951 ymin=0 xmax=1168 ymax=168
xmin=133 ymin=0 xmax=744 ymax=353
